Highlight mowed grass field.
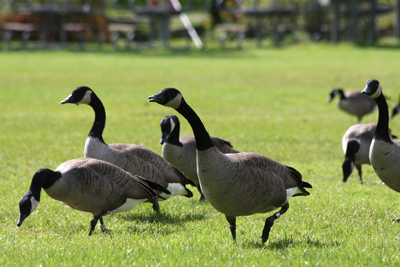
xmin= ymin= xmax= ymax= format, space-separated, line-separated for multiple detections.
xmin=1 ymin=44 xmax=400 ymax=266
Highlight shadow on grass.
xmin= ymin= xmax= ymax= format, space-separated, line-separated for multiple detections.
xmin=246 ymin=236 xmax=340 ymax=250
xmin=118 ymin=210 xmax=206 ymax=226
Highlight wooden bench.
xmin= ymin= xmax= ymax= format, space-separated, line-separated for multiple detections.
xmin=216 ymin=24 xmax=248 ymax=49
xmin=108 ymin=23 xmax=136 ymax=49
xmin=1 ymin=22 xmax=39 ymax=49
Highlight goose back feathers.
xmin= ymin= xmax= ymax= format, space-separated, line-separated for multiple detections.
xmin=149 ymin=88 xmax=312 ymax=244
xmin=61 ymin=86 xmax=193 ymax=200
xmin=17 ymin=158 xmax=170 ymax=235
xmin=328 ymin=88 xmax=377 ymax=122
xmin=361 ymin=79 xmax=400 ymax=192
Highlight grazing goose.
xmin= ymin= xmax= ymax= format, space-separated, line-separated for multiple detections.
xmin=60 ymin=86 xmax=194 ymax=202
xmin=341 ymin=123 xmax=376 ymax=184
xmin=328 ymin=88 xmax=377 ymax=122
xmin=17 ymin=158 xmax=170 ymax=235
xmin=160 ymin=115 xmax=239 ymax=201
xmin=148 ymin=88 xmax=312 ymax=244
xmin=361 ymin=79 xmax=400 ymax=193
xmin=341 ymin=123 xmax=397 ymax=184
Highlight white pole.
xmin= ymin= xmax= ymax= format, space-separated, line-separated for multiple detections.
xmin=169 ymin=0 xmax=204 ymax=49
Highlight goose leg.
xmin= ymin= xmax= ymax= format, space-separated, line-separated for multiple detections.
xmin=261 ymin=203 xmax=290 ymax=244
xmin=356 ymin=165 xmax=363 ymax=184
xmin=198 ymin=185 xmax=206 ymax=202
xmin=149 ymin=198 xmax=160 ymax=213
xmin=89 ymin=216 xmax=100 ymax=236
xmin=225 ymin=215 xmax=236 ymax=241
xmin=99 ymin=217 xmax=110 ymax=233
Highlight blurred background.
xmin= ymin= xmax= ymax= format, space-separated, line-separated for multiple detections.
xmin=0 ymin=0 xmax=399 ymax=50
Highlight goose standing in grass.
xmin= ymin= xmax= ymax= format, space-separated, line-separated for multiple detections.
xmin=17 ymin=158 xmax=170 ymax=236
xmin=328 ymin=88 xmax=377 ymax=122
xmin=361 ymin=79 xmax=400 ymax=194
xmin=60 ymin=86 xmax=194 ymax=204
xmin=341 ymin=123 xmax=397 ymax=184
xmin=341 ymin=123 xmax=376 ymax=184
xmin=148 ymin=88 xmax=312 ymax=244
xmin=159 ymin=115 xmax=239 ymax=201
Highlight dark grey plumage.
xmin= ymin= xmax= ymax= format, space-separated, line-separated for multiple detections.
xmin=160 ymin=115 xmax=239 ymax=201
xmin=361 ymin=79 xmax=400 ymax=193
xmin=149 ymin=88 xmax=312 ymax=244
xmin=60 ymin=86 xmax=193 ymax=201
xmin=17 ymin=158 xmax=170 ymax=235
xmin=328 ymin=88 xmax=377 ymax=122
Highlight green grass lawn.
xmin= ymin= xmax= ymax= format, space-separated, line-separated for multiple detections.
xmin=1 ymin=43 xmax=400 ymax=266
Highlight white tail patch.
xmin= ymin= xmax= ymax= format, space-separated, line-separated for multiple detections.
xmin=162 ymin=183 xmax=187 ymax=198
xmin=113 ymin=198 xmax=146 ymax=214
xmin=286 ymin=187 xmax=302 ymax=202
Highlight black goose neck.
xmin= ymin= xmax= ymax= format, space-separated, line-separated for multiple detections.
xmin=30 ymin=169 xmax=62 ymax=200
xmin=166 ymin=122 xmax=183 ymax=147
xmin=176 ymin=99 xmax=214 ymax=151
xmin=88 ymin=94 xmax=106 ymax=144
xmin=374 ymin=93 xmax=392 ymax=143
xmin=338 ymin=90 xmax=346 ymax=100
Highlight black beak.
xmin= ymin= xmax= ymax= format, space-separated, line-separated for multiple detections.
xmin=17 ymin=214 xmax=28 ymax=227
xmin=60 ymin=94 xmax=75 ymax=104
xmin=148 ymin=92 xmax=165 ymax=104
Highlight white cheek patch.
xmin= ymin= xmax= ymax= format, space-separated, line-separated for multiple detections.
xmin=78 ymin=90 xmax=92 ymax=105
xmin=169 ymin=118 xmax=176 ymax=134
xmin=30 ymin=197 xmax=39 ymax=213
xmin=167 ymin=94 xmax=183 ymax=109
xmin=370 ymin=85 xmax=382 ymax=98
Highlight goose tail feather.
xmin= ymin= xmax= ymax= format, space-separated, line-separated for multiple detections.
xmin=287 ymin=166 xmax=312 ymax=196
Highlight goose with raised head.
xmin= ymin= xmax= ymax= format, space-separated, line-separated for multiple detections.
xmin=361 ymin=79 xmax=400 ymax=194
xmin=149 ymin=88 xmax=312 ymax=244
xmin=60 ymin=86 xmax=194 ymax=202
xmin=17 ymin=158 xmax=171 ymax=235
xmin=160 ymin=115 xmax=239 ymax=201
xmin=328 ymin=88 xmax=377 ymax=122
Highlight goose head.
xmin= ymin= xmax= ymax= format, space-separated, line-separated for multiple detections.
xmin=148 ymin=88 xmax=183 ymax=109
xmin=361 ymin=79 xmax=382 ymax=99
xmin=17 ymin=191 xmax=39 ymax=227
xmin=17 ymin=169 xmax=59 ymax=227
xmin=328 ymin=88 xmax=344 ymax=103
xmin=61 ymin=86 xmax=94 ymax=105
xmin=160 ymin=115 xmax=179 ymax=144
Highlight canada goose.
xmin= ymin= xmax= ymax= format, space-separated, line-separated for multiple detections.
xmin=341 ymin=123 xmax=397 ymax=184
xmin=160 ymin=115 xmax=239 ymax=201
xmin=361 ymin=79 xmax=400 ymax=193
xmin=148 ymin=88 xmax=312 ymax=244
xmin=17 ymin=158 xmax=171 ymax=236
xmin=341 ymin=123 xmax=376 ymax=184
xmin=60 ymin=86 xmax=194 ymax=202
xmin=328 ymin=88 xmax=377 ymax=122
